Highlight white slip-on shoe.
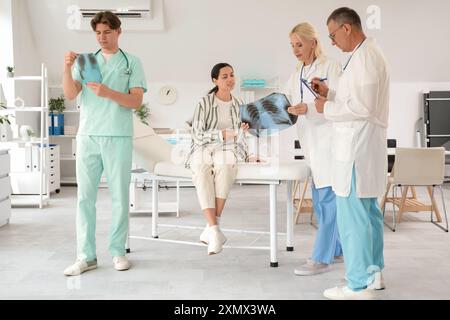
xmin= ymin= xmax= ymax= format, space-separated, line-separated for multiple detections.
xmin=200 ymin=217 xmax=221 ymax=244
xmin=294 ymin=259 xmax=330 ymax=276
xmin=63 ymin=259 xmax=97 ymax=276
xmin=207 ymin=225 xmax=227 ymax=255
xmin=113 ymin=256 xmax=131 ymax=271
xmin=323 ymin=286 xmax=378 ymax=300
xmin=343 ymin=272 xmax=386 ymax=290
xmin=367 ymin=272 xmax=386 ymax=290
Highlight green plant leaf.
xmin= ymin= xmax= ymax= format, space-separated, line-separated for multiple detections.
xmin=49 ymin=95 xmax=66 ymax=113
xmin=134 ymin=103 xmax=150 ymax=126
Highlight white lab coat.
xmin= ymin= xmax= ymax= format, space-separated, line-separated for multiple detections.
xmin=324 ymin=37 xmax=390 ymax=198
xmin=284 ymin=58 xmax=341 ymax=189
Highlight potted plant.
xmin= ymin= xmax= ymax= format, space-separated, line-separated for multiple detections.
xmin=134 ymin=103 xmax=150 ymax=126
xmin=0 ymin=103 xmax=13 ymax=142
xmin=48 ymin=96 xmax=65 ymax=135
xmin=27 ymin=128 xmax=37 ymax=142
xmin=6 ymin=66 xmax=14 ymax=78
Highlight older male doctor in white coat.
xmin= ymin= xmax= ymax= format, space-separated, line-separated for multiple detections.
xmin=313 ymin=7 xmax=390 ymax=300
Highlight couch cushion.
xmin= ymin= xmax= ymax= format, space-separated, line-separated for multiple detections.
xmin=154 ymin=161 xmax=310 ymax=181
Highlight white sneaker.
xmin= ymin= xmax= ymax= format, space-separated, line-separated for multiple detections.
xmin=207 ymin=225 xmax=227 ymax=255
xmin=113 ymin=256 xmax=131 ymax=271
xmin=200 ymin=217 xmax=221 ymax=244
xmin=294 ymin=259 xmax=330 ymax=276
xmin=333 ymin=256 xmax=344 ymax=264
xmin=367 ymin=272 xmax=386 ymax=290
xmin=344 ymin=272 xmax=386 ymax=290
xmin=63 ymin=259 xmax=97 ymax=276
xmin=200 ymin=224 xmax=209 ymax=244
xmin=323 ymin=286 xmax=378 ymax=300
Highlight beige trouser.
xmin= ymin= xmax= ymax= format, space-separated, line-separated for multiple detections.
xmin=190 ymin=145 xmax=238 ymax=210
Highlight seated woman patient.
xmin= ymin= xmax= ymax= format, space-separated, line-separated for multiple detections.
xmin=185 ymin=63 xmax=249 ymax=255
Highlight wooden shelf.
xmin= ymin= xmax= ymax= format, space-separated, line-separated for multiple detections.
xmin=60 ymin=156 xmax=76 ymax=161
xmin=50 ymin=135 xmax=76 ymax=138
xmin=8 ymin=107 xmax=48 ymax=112
xmin=61 ymin=177 xmax=77 ymax=184
xmin=10 ymin=76 xmax=43 ymax=81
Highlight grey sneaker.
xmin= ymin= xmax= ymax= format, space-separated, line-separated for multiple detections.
xmin=64 ymin=259 xmax=97 ymax=276
xmin=333 ymin=256 xmax=344 ymax=264
xmin=294 ymin=259 xmax=330 ymax=276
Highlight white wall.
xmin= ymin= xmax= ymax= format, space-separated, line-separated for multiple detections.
xmin=0 ymin=0 xmax=15 ymax=104
xmin=9 ymin=0 xmax=450 ymax=147
xmin=12 ymin=0 xmax=42 ymax=134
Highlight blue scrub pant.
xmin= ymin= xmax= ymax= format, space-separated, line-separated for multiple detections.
xmin=311 ymin=184 xmax=342 ymax=264
xmin=336 ymin=167 xmax=385 ymax=291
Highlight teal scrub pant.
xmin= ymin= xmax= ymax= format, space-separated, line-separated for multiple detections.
xmin=336 ymin=167 xmax=385 ymax=291
xmin=76 ymin=135 xmax=132 ymax=261
xmin=311 ymin=185 xmax=342 ymax=264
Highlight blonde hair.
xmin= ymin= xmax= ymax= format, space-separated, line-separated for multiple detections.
xmin=290 ymin=22 xmax=325 ymax=68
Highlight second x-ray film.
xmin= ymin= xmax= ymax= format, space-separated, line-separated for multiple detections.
xmin=240 ymin=93 xmax=297 ymax=137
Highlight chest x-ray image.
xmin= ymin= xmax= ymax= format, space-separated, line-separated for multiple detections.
xmin=76 ymin=53 xmax=103 ymax=85
xmin=240 ymin=93 xmax=297 ymax=137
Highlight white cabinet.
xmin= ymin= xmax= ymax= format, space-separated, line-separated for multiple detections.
xmin=48 ymin=85 xmax=79 ymax=185
xmin=9 ymin=145 xmax=60 ymax=195
xmin=0 ymin=64 xmax=51 ymax=208
xmin=0 ymin=149 xmax=11 ymax=227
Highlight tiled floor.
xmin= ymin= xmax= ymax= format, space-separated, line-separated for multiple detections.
xmin=0 ymin=183 xmax=449 ymax=300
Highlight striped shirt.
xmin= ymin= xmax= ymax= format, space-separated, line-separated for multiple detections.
xmin=185 ymin=93 xmax=249 ymax=169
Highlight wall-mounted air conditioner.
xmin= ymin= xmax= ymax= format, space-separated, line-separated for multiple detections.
xmin=72 ymin=0 xmax=164 ymax=31
xmin=78 ymin=0 xmax=151 ymax=19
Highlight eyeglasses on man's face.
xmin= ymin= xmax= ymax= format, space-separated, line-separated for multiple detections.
xmin=328 ymin=24 xmax=344 ymax=40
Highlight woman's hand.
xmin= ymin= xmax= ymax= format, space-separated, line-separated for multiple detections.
xmin=288 ymin=103 xmax=308 ymax=116
xmin=248 ymin=155 xmax=266 ymax=163
xmin=222 ymin=129 xmax=236 ymax=141
xmin=241 ymin=122 xmax=249 ymax=133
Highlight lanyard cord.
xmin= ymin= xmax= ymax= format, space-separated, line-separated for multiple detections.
xmin=343 ymin=38 xmax=366 ymax=71
xmin=300 ymin=59 xmax=318 ymax=103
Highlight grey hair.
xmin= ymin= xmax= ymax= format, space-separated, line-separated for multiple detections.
xmin=327 ymin=7 xmax=362 ymax=30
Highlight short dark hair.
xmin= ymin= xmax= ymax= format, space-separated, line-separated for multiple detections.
xmin=327 ymin=7 xmax=362 ymax=30
xmin=90 ymin=11 xmax=121 ymax=31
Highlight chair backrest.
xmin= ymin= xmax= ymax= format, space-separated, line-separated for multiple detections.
xmin=392 ymin=147 xmax=445 ymax=186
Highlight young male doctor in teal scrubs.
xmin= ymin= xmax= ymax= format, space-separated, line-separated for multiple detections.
xmin=62 ymin=11 xmax=147 ymax=276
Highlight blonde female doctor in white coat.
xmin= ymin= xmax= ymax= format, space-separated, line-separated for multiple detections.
xmin=284 ymin=22 xmax=343 ymax=276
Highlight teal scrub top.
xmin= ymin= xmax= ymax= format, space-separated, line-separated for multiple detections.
xmin=72 ymin=50 xmax=147 ymax=137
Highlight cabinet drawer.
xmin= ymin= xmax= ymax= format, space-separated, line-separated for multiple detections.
xmin=0 ymin=176 xmax=11 ymax=200
xmin=0 ymin=153 xmax=10 ymax=177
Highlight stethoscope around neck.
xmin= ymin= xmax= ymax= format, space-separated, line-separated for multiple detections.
xmin=94 ymin=48 xmax=131 ymax=75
